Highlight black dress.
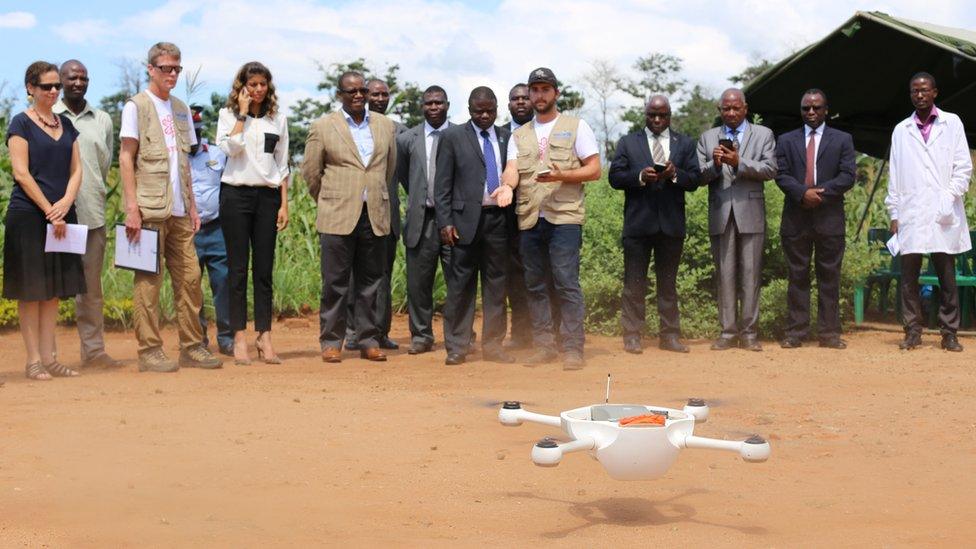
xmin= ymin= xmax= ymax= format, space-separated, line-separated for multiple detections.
xmin=3 ymin=112 xmax=86 ymax=301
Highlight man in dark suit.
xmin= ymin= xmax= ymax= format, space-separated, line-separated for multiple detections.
xmin=774 ymin=89 xmax=856 ymax=349
xmin=397 ymin=85 xmax=454 ymax=354
xmin=503 ymin=83 xmax=534 ymax=349
xmin=345 ymin=78 xmax=407 ymax=352
xmin=434 ymin=87 xmax=513 ymax=365
xmin=609 ymin=95 xmax=700 ymax=354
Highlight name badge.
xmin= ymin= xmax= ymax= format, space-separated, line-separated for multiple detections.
xmin=553 ymin=131 xmax=572 ymax=138
xmin=206 ymin=160 xmax=219 ymax=168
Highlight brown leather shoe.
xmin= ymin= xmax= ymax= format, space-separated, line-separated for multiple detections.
xmin=321 ymin=347 xmax=342 ymax=363
xmin=360 ymin=347 xmax=387 ymax=362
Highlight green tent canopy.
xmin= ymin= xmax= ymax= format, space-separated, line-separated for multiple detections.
xmin=745 ymin=11 xmax=976 ymax=158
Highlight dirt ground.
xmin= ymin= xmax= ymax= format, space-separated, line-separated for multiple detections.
xmin=1 ymin=315 xmax=973 ymax=547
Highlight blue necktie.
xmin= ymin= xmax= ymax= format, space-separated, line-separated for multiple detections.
xmin=481 ymin=129 xmax=499 ymax=194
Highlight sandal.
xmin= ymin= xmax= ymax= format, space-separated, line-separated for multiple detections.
xmin=43 ymin=361 xmax=80 ymax=378
xmin=26 ymin=362 xmax=52 ymax=381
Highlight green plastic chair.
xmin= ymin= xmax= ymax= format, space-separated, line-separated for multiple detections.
xmin=919 ymin=231 xmax=976 ymax=328
xmin=854 ymin=228 xmax=901 ymax=324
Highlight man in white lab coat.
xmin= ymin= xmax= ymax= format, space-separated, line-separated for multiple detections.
xmin=885 ymin=72 xmax=973 ymax=351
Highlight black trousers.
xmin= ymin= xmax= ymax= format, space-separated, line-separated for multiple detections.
xmin=346 ymin=232 xmax=396 ymax=344
xmin=782 ymin=232 xmax=845 ymax=339
xmin=621 ymin=234 xmax=683 ymax=338
xmin=444 ymin=207 xmax=509 ymax=354
xmin=901 ymin=252 xmax=959 ymax=336
xmin=318 ymin=206 xmax=384 ymax=350
xmin=505 ymin=223 xmax=534 ymax=345
xmin=405 ymin=207 xmax=453 ymax=345
xmin=219 ymin=184 xmax=281 ymax=332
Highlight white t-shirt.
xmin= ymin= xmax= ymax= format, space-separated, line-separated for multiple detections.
xmin=120 ymin=90 xmax=197 ymax=217
xmin=506 ymin=115 xmax=599 ymax=163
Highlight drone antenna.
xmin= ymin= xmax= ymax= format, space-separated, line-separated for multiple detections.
xmin=605 ymin=373 xmax=611 ymax=404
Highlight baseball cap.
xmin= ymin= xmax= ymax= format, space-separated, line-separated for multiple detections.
xmin=527 ymin=67 xmax=558 ymax=87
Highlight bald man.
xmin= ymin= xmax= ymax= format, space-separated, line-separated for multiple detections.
xmin=609 ymin=95 xmax=700 ymax=354
xmin=697 ymin=88 xmax=777 ymax=351
xmin=54 ymin=60 xmax=121 ymax=368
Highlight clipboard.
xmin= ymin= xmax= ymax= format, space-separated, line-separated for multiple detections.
xmin=113 ymin=224 xmax=161 ymax=274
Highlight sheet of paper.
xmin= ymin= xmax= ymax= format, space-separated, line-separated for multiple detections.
xmin=886 ymin=234 xmax=900 ymax=256
xmin=44 ymin=223 xmax=88 ymax=254
xmin=114 ymin=225 xmax=160 ymax=274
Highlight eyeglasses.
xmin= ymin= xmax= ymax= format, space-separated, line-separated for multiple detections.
xmin=153 ymin=65 xmax=183 ymax=75
xmin=35 ymin=82 xmax=63 ymax=91
xmin=801 ymin=105 xmax=825 ymax=112
xmin=340 ymin=87 xmax=369 ymax=96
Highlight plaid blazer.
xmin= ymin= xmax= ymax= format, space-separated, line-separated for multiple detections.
xmin=301 ymin=110 xmax=398 ymax=235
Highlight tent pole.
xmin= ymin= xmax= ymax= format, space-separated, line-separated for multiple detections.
xmin=854 ymin=148 xmax=889 ymax=241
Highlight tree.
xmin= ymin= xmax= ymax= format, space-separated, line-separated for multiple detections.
xmin=287 ymin=96 xmax=331 ymax=162
xmin=580 ymin=59 xmax=624 ymax=160
xmin=730 ymin=55 xmax=775 ymax=87
xmin=99 ymin=58 xmax=147 ymax=165
xmin=313 ymin=58 xmax=424 ymax=126
xmin=556 ymin=78 xmax=584 ymax=115
xmin=619 ymin=52 xmax=687 ymax=134
xmin=671 ymin=85 xmax=718 ymax=138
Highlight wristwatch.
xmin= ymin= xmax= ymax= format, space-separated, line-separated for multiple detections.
xmin=235 ymin=112 xmax=247 ymax=122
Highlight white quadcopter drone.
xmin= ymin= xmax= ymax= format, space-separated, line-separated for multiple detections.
xmin=498 ymin=398 xmax=770 ymax=480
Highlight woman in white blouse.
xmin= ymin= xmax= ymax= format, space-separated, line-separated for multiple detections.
xmin=216 ymin=62 xmax=289 ymax=365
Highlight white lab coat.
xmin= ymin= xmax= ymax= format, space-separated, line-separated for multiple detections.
xmin=885 ymin=109 xmax=973 ymax=254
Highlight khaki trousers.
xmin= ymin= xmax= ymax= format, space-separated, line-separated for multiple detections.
xmin=75 ymin=226 xmax=107 ymax=361
xmin=133 ymin=215 xmax=204 ymax=353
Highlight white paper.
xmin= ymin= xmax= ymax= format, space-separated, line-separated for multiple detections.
xmin=44 ymin=223 xmax=88 ymax=254
xmin=114 ymin=225 xmax=160 ymax=273
xmin=886 ymin=234 xmax=900 ymax=256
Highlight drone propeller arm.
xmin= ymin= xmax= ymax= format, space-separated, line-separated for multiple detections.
xmin=531 ymin=436 xmax=596 ymax=467
xmin=498 ymin=406 xmax=561 ymax=427
xmin=680 ymin=434 xmax=771 ymax=462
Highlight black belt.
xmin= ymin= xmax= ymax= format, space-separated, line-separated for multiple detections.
xmin=200 ymin=218 xmax=221 ymax=229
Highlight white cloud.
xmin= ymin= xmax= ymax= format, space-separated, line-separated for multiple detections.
xmin=0 ymin=11 xmax=36 ymax=29
xmin=45 ymin=0 xmax=976 ymax=125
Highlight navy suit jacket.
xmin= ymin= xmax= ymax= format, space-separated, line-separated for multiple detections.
xmin=608 ymin=128 xmax=700 ymax=238
xmin=433 ymin=122 xmax=510 ymax=246
xmin=774 ymin=126 xmax=856 ymax=236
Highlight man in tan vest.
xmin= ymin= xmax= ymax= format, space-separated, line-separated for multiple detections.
xmin=302 ymin=71 xmax=398 ymax=363
xmin=497 ymin=68 xmax=601 ymax=370
xmin=119 ymin=42 xmax=222 ymax=373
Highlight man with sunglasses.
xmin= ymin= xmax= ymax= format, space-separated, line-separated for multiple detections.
xmin=302 ymin=71 xmax=398 ymax=363
xmin=344 ymin=78 xmax=408 ymax=353
xmin=774 ymin=89 xmax=856 ymax=350
xmin=119 ymin=42 xmax=222 ymax=373
xmin=53 ymin=60 xmax=122 ymax=369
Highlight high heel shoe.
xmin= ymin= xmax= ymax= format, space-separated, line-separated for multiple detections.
xmin=255 ymin=334 xmax=282 ymax=364
xmin=232 ymin=341 xmax=251 ymax=366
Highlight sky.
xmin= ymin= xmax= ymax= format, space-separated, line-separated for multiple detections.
xmin=2 ymin=0 xmax=975 ymax=131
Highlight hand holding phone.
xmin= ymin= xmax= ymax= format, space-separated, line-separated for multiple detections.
xmin=718 ymin=138 xmax=734 ymax=150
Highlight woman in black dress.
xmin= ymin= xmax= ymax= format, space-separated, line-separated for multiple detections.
xmin=5 ymin=61 xmax=86 ymax=380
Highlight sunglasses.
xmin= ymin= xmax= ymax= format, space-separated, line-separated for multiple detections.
xmin=340 ymin=87 xmax=369 ymax=96
xmin=153 ymin=64 xmax=183 ymax=75
xmin=801 ymin=105 xmax=825 ymax=112
xmin=35 ymin=82 xmax=63 ymax=91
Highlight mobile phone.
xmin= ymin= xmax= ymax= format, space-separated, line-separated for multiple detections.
xmin=653 ymin=163 xmax=666 ymax=173
xmin=718 ymin=138 xmax=734 ymax=149
xmin=537 ymin=169 xmax=552 ymax=176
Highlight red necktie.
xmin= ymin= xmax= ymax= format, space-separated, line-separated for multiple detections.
xmin=804 ymin=132 xmax=816 ymax=187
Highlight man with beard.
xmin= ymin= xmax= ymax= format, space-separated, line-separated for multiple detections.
xmin=886 ymin=72 xmax=972 ymax=351
xmin=397 ymin=85 xmax=455 ymax=354
xmin=497 ymin=68 xmax=601 ymax=370
xmin=434 ymin=87 xmax=513 ymax=365
xmin=54 ymin=59 xmax=122 ymax=368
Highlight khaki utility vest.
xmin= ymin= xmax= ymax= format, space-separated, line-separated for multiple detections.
xmin=128 ymin=91 xmax=193 ymax=221
xmin=513 ymin=114 xmax=584 ymax=229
